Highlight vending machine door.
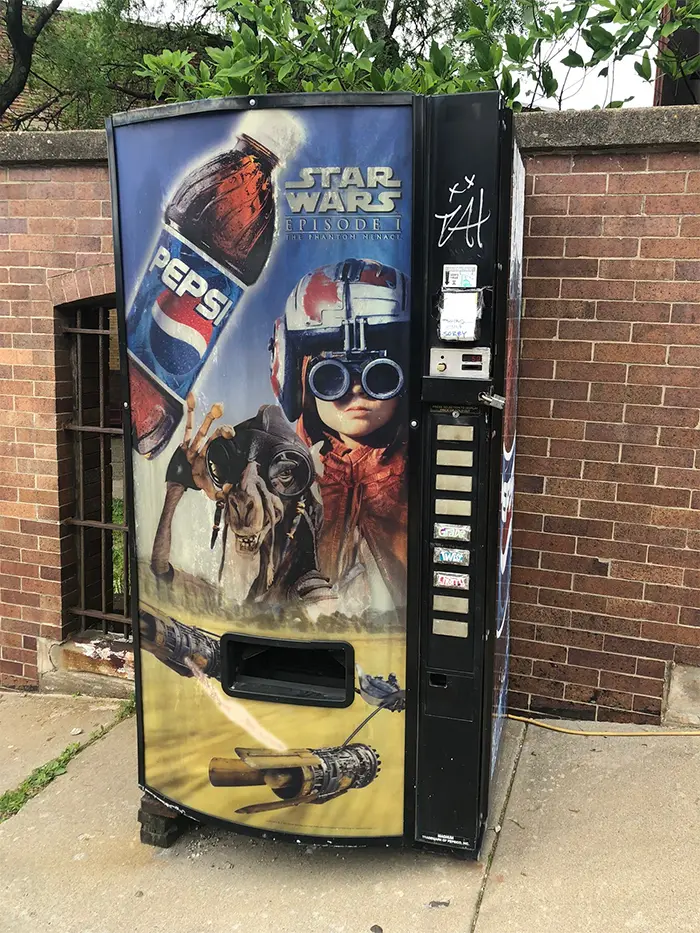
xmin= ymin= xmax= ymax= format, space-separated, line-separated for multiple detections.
xmin=108 ymin=94 xmax=417 ymax=843
xmin=413 ymin=92 xmax=522 ymax=854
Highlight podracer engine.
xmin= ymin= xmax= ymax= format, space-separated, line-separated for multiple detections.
xmin=209 ymin=744 xmax=380 ymax=814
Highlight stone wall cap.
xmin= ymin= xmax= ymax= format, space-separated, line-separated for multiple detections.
xmin=0 ymin=129 xmax=107 ymax=163
xmin=1 ymin=105 xmax=700 ymax=162
xmin=514 ymin=104 xmax=700 ymax=152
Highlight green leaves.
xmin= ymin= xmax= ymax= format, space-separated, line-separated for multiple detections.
xmin=135 ymin=0 xmax=700 ymax=113
xmin=634 ymin=50 xmax=652 ymax=80
xmin=561 ymin=49 xmax=585 ymax=67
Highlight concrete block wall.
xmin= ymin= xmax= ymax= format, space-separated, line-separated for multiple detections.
xmin=0 ymin=107 xmax=699 ymax=723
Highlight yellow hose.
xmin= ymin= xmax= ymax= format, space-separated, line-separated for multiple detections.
xmin=507 ymin=713 xmax=700 ymax=738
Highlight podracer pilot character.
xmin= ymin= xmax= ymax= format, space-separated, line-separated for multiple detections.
xmin=270 ymin=258 xmax=410 ymax=613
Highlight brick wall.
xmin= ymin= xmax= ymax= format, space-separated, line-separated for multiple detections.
xmin=0 ymin=114 xmax=699 ymax=722
xmin=511 ymin=149 xmax=700 ymax=723
xmin=0 ymin=162 xmax=113 ymax=688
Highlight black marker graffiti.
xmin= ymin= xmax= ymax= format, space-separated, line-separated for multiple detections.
xmin=435 ymin=173 xmax=491 ymax=249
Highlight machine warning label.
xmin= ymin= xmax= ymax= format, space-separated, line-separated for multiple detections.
xmin=442 ymin=263 xmax=477 ymax=288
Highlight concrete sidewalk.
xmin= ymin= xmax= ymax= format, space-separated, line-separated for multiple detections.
xmin=0 ymin=694 xmax=699 ymax=933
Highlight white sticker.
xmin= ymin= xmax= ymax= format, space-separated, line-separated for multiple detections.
xmin=443 ymin=264 xmax=478 ymax=288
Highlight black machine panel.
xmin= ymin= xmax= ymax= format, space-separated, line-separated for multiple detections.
xmin=414 ymin=93 xmax=515 ymax=853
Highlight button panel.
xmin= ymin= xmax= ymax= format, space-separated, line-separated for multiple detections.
xmin=428 ymin=412 xmax=476 ymax=656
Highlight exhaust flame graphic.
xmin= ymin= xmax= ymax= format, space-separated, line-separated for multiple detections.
xmin=184 ymin=656 xmax=286 ymax=751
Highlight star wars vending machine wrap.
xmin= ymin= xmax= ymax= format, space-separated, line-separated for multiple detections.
xmin=108 ymin=98 xmax=413 ymax=840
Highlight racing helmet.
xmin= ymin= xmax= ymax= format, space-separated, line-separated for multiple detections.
xmin=270 ymin=258 xmax=410 ymax=422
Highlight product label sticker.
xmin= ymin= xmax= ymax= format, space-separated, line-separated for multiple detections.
xmin=434 ymin=546 xmax=470 ymax=566
xmin=443 ymin=264 xmax=478 ymax=288
xmin=434 ymin=522 xmax=471 ymax=541
xmin=433 ymin=571 xmax=470 ymax=589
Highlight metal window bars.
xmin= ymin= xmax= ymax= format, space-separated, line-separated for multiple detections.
xmin=64 ymin=305 xmax=131 ymax=637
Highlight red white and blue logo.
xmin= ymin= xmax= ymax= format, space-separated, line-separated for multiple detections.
xmin=126 ymin=230 xmax=243 ymax=399
xmin=150 ymin=290 xmax=213 ymax=376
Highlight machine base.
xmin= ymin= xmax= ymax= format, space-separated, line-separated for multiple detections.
xmin=137 ymin=792 xmax=197 ymax=848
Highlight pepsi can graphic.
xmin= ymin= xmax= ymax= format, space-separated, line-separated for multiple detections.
xmin=127 ymin=230 xmax=243 ymax=401
xmin=126 ymin=111 xmax=304 ymax=459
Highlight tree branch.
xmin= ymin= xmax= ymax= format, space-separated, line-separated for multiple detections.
xmin=0 ymin=0 xmax=64 ymax=118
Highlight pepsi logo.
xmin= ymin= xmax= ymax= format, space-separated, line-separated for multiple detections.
xmin=150 ymin=290 xmax=213 ymax=376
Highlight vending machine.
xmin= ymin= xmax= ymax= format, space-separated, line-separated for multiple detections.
xmin=107 ymin=91 xmax=523 ymax=856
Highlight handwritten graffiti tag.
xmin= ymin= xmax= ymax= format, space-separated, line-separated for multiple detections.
xmin=435 ymin=173 xmax=491 ymax=249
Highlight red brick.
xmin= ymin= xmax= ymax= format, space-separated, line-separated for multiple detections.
xmin=509 ymin=674 xmax=565 ymax=699
xmin=611 ymin=561 xmax=684 ymax=586
xmin=546 ymin=478 xmax=615 ymax=500
xmin=566 ymin=237 xmax=639 ymax=258
xmin=512 ymin=638 xmax=567 ymax=663
xmin=590 ymin=384 xmax=662 ymax=405
xmin=543 ymin=516 xmax=614 ymax=539
xmin=537 ymin=625 xmax=604 ymax=651
xmin=585 ymin=422 xmax=658 ymax=446
xmin=621 ymin=444 xmax=693 ymax=468
xmin=539 ymin=589 xmax=608 ymax=613
xmin=525 ymin=299 xmax=595 ymax=320
xmin=520 ymin=379 xmax=587 ymax=400
xmin=552 ymin=402 xmax=624 ymax=424
xmin=523 ymin=278 xmax=561 ymax=299
xmin=526 ymin=155 xmax=573 ymax=174
xmin=570 ymin=611 xmax=641 ymax=637
xmin=625 ymin=405 xmax=698 ymax=428
xmin=569 ymin=647 xmax=637 ymax=674
xmin=679 ymin=216 xmax=700 ymax=236
xmin=628 ymin=366 xmax=700 ymax=388
xmin=609 ymin=172 xmax=686 ymax=195
xmin=645 ymin=194 xmax=700 ymax=215
xmin=577 ymin=537 xmax=648 ymax=562
xmin=525 ymin=195 xmax=569 ymax=216
xmin=651 ymin=505 xmax=700 ymax=530
xmin=522 ymin=339 xmax=592 ymax=360
xmin=599 ymin=670 xmax=664 ymax=697
xmin=596 ymin=301 xmax=670 ymax=323
xmin=573 ymin=154 xmax=647 ymax=174
xmin=535 ymin=174 xmax=606 ymax=195
xmin=541 ymin=551 xmax=611 ymax=575
xmin=568 ymin=195 xmax=642 ymax=216
xmin=552 ymin=439 xmax=620 ymax=462
xmin=574 ymin=573 xmax=644 ymax=600
xmin=561 ymin=279 xmax=635 ymax=301
xmin=659 ymin=428 xmax=700 ymax=450
xmin=603 ymin=216 xmax=678 ymax=237
xmin=618 ymin=485 xmax=690 ymax=509
xmin=648 ymin=152 xmax=700 ymax=171
xmin=596 ymin=689 xmax=634 ymax=710
xmin=599 ymin=259 xmax=674 ymax=280
xmin=533 ymin=660 xmax=599 ymax=686
xmin=527 ymin=258 xmax=598 ymax=278
xmin=514 ymin=531 xmax=576 ymax=555
xmin=531 ymin=216 xmax=602 ymax=236
xmin=523 ymin=237 xmax=565 ymax=258
xmin=521 ymin=419 xmax=583 ymax=443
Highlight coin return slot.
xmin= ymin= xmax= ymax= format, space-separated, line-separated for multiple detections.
xmin=436 ymin=449 xmax=473 ymax=467
xmin=429 ymin=672 xmax=448 ymax=688
xmin=221 ymin=634 xmax=355 ymax=708
xmin=435 ymin=474 xmax=472 ymax=492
